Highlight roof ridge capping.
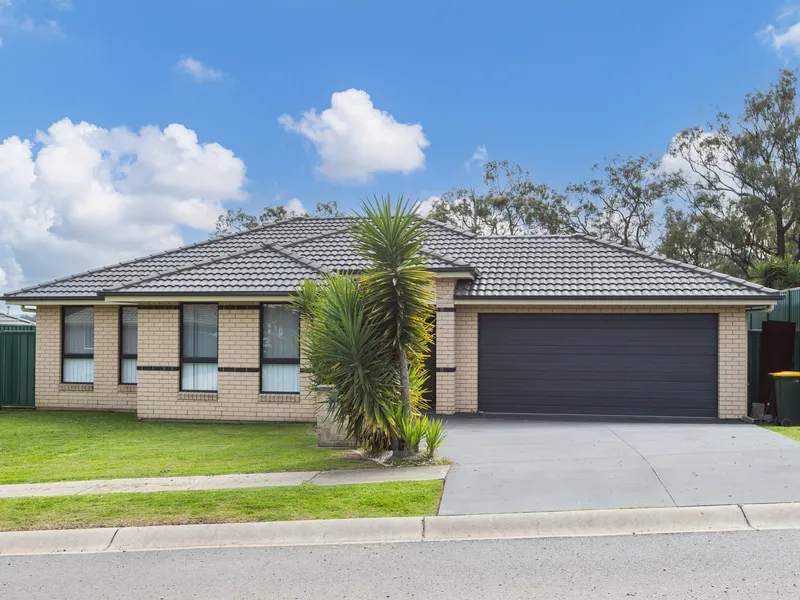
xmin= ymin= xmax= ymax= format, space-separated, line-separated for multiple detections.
xmin=275 ymin=225 xmax=355 ymax=249
xmin=3 ymin=216 xmax=310 ymax=298
xmin=104 ymin=240 xmax=327 ymax=294
xmin=421 ymin=218 xmax=478 ymax=238
xmin=573 ymin=234 xmax=781 ymax=297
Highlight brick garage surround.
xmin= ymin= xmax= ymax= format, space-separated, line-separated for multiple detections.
xmin=445 ymin=305 xmax=748 ymax=420
xmin=135 ymin=302 xmax=315 ymax=423
xmin=34 ymin=305 xmax=137 ymax=412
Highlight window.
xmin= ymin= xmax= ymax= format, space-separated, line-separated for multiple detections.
xmin=120 ymin=307 xmax=138 ymax=384
xmin=62 ymin=306 xmax=94 ymax=383
xmin=181 ymin=304 xmax=218 ymax=392
xmin=261 ymin=304 xmax=300 ymax=393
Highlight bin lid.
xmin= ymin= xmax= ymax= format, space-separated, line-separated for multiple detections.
xmin=770 ymin=371 xmax=800 ymax=377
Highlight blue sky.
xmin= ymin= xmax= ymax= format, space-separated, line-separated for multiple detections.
xmin=0 ymin=0 xmax=796 ymax=292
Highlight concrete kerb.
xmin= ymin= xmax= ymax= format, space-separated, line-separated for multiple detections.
xmin=740 ymin=502 xmax=800 ymax=530
xmin=423 ymin=505 xmax=751 ymax=542
xmin=2 ymin=503 xmax=800 ymax=557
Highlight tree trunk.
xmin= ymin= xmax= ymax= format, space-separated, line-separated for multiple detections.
xmin=398 ymin=348 xmax=412 ymax=415
xmin=777 ymin=219 xmax=786 ymax=257
xmin=394 ymin=348 xmax=415 ymax=458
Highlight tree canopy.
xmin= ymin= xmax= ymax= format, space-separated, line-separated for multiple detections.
xmin=213 ymin=201 xmax=343 ymax=237
xmin=659 ymin=70 xmax=800 ymax=277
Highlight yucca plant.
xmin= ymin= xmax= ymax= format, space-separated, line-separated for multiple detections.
xmin=295 ymin=196 xmax=436 ymax=456
xmin=351 ymin=195 xmax=436 ymax=420
xmin=424 ymin=417 xmax=447 ymax=459
xmin=292 ymin=273 xmax=398 ymax=448
xmin=398 ymin=414 xmax=428 ymax=454
xmin=749 ymin=254 xmax=800 ymax=290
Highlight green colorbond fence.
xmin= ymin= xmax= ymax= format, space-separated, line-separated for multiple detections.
xmin=0 ymin=326 xmax=35 ymax=408
xmin=747 ymin=288 xmax=800 ymax=408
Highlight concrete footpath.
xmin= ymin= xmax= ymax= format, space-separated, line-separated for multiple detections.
xmin=0 ymin=466 xmax=450 ymax=499
xmin=2 ymin=502 xmax=800 ymax=557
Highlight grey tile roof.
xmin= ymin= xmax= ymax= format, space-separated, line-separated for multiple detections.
xmin=108 ymin=245 xmax=324 ymax=295
xmin=441 ymin=235 xmax=779 ymax=299
xmin=279 ymin=228 xmax=473 ymax=272
xmin=2 ymin=216 xmax=780 ymax=302
xmin=0 ymin=313 xmax=35 ymax=326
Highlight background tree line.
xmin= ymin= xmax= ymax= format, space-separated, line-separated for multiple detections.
xmin=216 ymin=70 xmax=800 ymax=286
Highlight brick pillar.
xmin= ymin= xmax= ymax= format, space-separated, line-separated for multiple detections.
xmin=434 ymin=279 xmax=456 ymax=415
xmin=718 ymin=308 xmax=748 ymax=419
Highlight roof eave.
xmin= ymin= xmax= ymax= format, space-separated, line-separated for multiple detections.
xmin=453 ymin=294 xmax=783 ymax=305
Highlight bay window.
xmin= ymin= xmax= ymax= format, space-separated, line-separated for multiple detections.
xmin=120 ymin=307 xmax=138 ymax=384
xmin=181 ymin=304 xmax=218 ymax=392
xmin=261 ymin=304 xmax=300 ymax=393
xmin=62 ymin=306 xmax=94 ymax=383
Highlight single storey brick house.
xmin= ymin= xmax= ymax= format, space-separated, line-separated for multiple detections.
xmin=2 ymin=217 xmax=780 ymax=421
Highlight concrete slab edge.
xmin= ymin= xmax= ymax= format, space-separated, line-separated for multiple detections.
xmin=3 ymin=503 xmax=800 ymax=557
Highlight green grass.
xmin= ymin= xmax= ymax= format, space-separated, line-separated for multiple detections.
xmin=762 ymin=425 xmax=800 ymax=442
xmin=0 ymin=411 xmax=370 ymax=484
xmin=0 ymin=481 xmax=443 ymax=532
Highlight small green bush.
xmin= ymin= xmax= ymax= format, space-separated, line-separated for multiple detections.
xmin=424 ymin=418 xmax=447 ymax=458
xmin=398 ymin=414 xmax=428 ymax=453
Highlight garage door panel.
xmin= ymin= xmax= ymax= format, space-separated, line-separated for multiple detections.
xmin=478 ymin=313 xmax=718 ymax=417
xmin=481 ymin=330 xmax=714 ymax=347
xmin=483 ymin=313 xmax=715 ymax=331
xmin=480 ymin=378 xmax=718 ymax=394
xmin=478 ymin=353 xmax=716 ymax=371
xmin=483 ymin=401 xmax=715 ymax=418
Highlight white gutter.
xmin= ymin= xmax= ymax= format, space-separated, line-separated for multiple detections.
xmin=453 ymin=298 xmax=780 ymax=307
xmin=745 ymin=305 xmax=776 ymax=315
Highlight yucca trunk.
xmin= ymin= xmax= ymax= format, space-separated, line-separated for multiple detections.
xmin=397 ymin=348 xmax=412 ymax=413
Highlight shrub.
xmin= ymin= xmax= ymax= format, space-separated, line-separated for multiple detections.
xmin=424 ymin=418 xmax=447 ymax=458
xmin=398 ymin=414 xmax=428 ymax=454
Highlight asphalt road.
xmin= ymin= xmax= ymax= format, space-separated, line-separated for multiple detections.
xmin=2 ymin=530 xmax=800 ymax=599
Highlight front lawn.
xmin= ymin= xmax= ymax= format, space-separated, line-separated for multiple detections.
xmin=0 ymin=481 xmax=443 ymax=531
xmin=763 ymin=425 xmax=800 ymax=442
xmin=0 ymin=411 xmax=369 ymax=484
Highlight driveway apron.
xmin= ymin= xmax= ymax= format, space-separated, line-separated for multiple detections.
xmin=438 ymin=417 xmax=800 ymax=516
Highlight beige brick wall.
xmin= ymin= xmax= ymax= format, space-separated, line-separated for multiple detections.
xmin=34 ymin=305 xmax=137 ymax=412
xmin=434 ymin=280 xmax=457 ymax=414
xmin=136 ymin=302 xmax=315 ymax=423
xmin=442 ymin=305 xmax=748 ymax=419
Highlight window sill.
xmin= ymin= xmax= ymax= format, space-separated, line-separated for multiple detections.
xmin=118 ymin=385 xmax=138 ymax=394
xmin=59 ymin=383 xmax=93 ymax=392
xmin=177 ymin=391 xmax=218 ymax=403
xmin=258 ymin=393 xmax=301 ymax=404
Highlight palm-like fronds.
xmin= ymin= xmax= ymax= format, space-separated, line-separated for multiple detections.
xmin=292 ymin=274 xmax=398 ymax=445
xmin=749 ymin=255 xmax=800 ymax=290
xmin=352 ymin=195 xmax=435 ymax=353
xmin=351 ymin=195 xmax=435 ymax=417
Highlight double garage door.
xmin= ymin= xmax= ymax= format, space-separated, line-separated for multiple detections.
xmin=478 ymin=313 xmax=719 ymax=418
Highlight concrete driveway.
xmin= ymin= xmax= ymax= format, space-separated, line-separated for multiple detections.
xmin=439 ymin=417 xmax=800 ymax=515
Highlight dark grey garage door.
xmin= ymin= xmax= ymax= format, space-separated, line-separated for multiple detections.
xmin=478 ymin=313 xmax=718 ymax=417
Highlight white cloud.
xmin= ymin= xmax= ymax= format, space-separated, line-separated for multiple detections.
xmin=0 ymin=119 xmax=247 ymax=293
xmin=759 ymin=8 xmax=800 ymax=56
xmin=0 ymin=37 xmax=3 ymax=48
xmin=0 ymin=1 xmax=64 ymax=38
xmin=175 ymin=57 xmax=223 ymax=82
xmin=416 ymin=195 xmax=439 ymax=217
xmin=278 ymin=89 xmax=429 ymax=182
xmin=285 ymin=198 xmax=307 ymax=215
xmin=465 ymin=144 xmax=488 ymax=170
